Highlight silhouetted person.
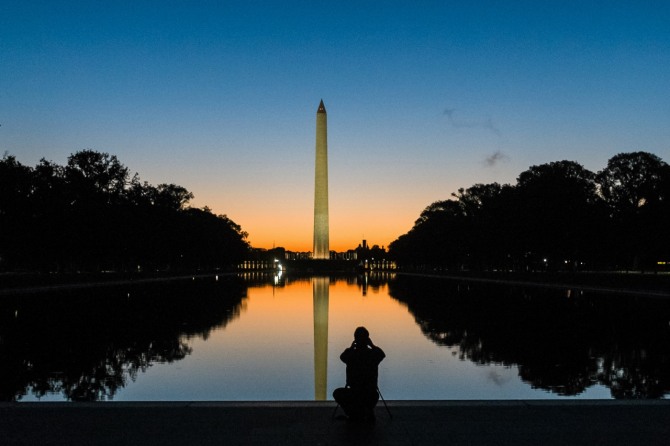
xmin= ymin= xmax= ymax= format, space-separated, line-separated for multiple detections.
xmin=333 ymin=326 xmax=385 ymax=421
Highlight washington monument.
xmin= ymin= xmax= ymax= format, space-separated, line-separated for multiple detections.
xmin=313 ymin=99 xmax=329 ymax=259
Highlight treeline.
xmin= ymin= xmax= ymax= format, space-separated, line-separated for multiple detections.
xmin=0 ymin=150 xmax=249 ymax=272
xmin=389 ymin=152 xmax=670 ymax=271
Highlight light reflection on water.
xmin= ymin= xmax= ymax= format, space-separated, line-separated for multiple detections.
xmin=3 ymin=273 xmax=669 ymax=401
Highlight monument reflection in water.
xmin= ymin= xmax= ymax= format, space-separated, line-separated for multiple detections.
xmin=313 ymin=277 xmax=329 ymax=400
xmin=3 ymin=273 xmax=670 ymax=401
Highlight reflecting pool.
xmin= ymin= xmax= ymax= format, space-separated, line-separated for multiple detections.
xmin=2 ymin=273 xmax=669 ymax=401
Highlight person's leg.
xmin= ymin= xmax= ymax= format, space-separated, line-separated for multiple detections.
xmin=333 ymin=387 xmax=369 ymax=420
xmin=333 ymin=387 xmax=347 ymax=405
xmin=333 ymin=387 xmax=356 ymax=418
xmin=360 ymin=388 xmax=380 ymax=421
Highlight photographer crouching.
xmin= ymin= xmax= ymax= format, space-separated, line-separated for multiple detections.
xmin=333 ymin=326 xmax=386 ymax=422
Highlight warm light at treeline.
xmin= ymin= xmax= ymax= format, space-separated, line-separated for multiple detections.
xmin=196 ymin=195 xmax=415 ymax=253
xmin=188 ymin=113 xmax=426 ymax=252
xmin=249 ymin=237 xmax=388 ymax=254
xmin=248 ymin=230 xmax=397 ymax=252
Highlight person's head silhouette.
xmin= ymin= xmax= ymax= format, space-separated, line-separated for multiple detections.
xmin=354 ymin=326 xmax=369 ymax=346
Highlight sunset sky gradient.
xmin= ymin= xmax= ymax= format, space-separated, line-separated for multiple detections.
xmin=2 ymin=1 xmax=669 ymax=251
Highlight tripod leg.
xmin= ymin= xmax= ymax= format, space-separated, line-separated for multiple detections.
xmin=332 ymin=403 xmax=340 ymax=420
xmin=377 ymin=387 xmax=393 ymax=420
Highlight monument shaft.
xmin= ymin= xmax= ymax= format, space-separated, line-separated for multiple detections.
xmin=313 ymin=100 xmax=329 ymax=259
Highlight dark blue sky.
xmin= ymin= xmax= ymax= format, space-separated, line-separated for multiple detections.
xmin=2 ymin=1 xmax=669 ymax=250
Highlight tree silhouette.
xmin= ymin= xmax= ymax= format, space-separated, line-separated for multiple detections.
xmin=514 ymin=160 xmax=604 ymax=270
xmin=390 ymin=151 xmax=669 ymax=271
xmin=596 ymin=152 xmax=670 ymax=269
xmin=0 ymin=150 xmax=249 ymax=272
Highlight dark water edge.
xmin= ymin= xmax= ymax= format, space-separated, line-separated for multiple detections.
xmin=398 ymin=270 xmax=670 ymax=297
xmin=0 ymin=270 xmax=238 ymax=295
xmin=2 ymin=269 xmax=669 ymax=297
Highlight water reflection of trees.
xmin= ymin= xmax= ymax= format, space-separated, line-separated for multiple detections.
xmin=0 ymin=276 xmax=246 ymax=401
xmin=388 ymin=276 xmax=670 ymax=398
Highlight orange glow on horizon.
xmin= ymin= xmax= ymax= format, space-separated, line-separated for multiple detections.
xmin=193 ymin=191 xmax=421 ymax=253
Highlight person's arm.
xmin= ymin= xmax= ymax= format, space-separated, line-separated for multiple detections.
xmin=373 ymin=346 xmax=385 ymax=362
xmin=367 ymin=338 xmax=385 ymax=362
xmin=340 ymin=345 xmax=353 ymax=363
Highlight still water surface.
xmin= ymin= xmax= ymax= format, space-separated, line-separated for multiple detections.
xmin=2 ymin=273 xmax=669 ymax=401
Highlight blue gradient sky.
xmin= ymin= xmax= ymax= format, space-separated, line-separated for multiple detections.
xmin=2 ymin=1 xmax=669 ymax=251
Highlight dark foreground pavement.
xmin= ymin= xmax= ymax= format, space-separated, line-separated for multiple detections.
xmin=1 ymin=400 xmax=668 ymax=446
